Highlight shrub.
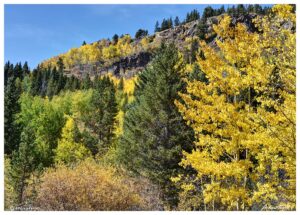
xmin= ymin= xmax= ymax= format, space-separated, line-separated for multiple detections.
xmin=35 ymin=159 xmax=161 ymax=210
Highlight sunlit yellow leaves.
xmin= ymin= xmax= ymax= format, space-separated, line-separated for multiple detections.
xmin=175 ymin=5 xmax=295 ymax=210
xmin=55 ymin=116 xmax=91 ymax=165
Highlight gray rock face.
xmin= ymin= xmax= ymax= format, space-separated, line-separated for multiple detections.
xmin=230 ymin=14 xmax=258 ymax=32
xmin=109 ymin=52 xmax=152 ymax=77
xmin=66 ymin=14 xmax=259 ymax=79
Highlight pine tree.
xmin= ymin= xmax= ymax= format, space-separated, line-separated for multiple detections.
xmin=86 ymin=76 xmax=118 ymax=154
xmin=30 ymin=67 xmax=43 ymax=96
xmin=161 ymin=18 xmax=169 ymax=31
xmin=46 ymin=67 xmax=59 ymax=98
xmin=82 ymin=73 xmax=92 ymax=89
xmin=196 ymin=19 xmax=208 ymax=40
xmin=57 ymin=71 xmax=66 ymax=93
xmin=4 ymin=76 xmax=22 ymax=155
xmin=237 ymin=4 xmax=246 ymax=15
xmin=117 ymin=44 xmax=194 ymax=207
xmin=4 ymin=61 xmax=13 ymax=87
xmin=174 ymin=16 xmax=180 ymax=26
xmin=202 ymin=6 xmax=215 ymax=20
xmin=22 ymin=62 xmax=30 ymax=76
xmin=154 ymin=21 xmax=160 ymax=32
xmin=167 ymin=17 xmax=173 ymax=28
xmin=112 ymin=34 xmax=119 ymax=44
xmin=57 ymin=57 xmax=64 ymax=72
xmin=218 ymin=5 xmax=225 ymax=15
xmin=14 ymin=63 xmax=23 ymax=80
xmin=247 ymin=5 xmax=255 ymax=13
xmin=254 ymin=4 xmax=263 ymax=14
xmin=10 ymin=127 xmax=36 ymax=205
xmin=186 ymin=9 xmax=200 ymax=23
xmin=135 ymin=29 xmax=148 ymax=39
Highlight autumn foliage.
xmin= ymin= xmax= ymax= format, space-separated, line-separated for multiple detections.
xmin=174 ymin=5 xmax=295 ymax=210
xmin=35 ymin=159 xmax=162 ymax=210
xmin=4 ymin=4 xmax=296 ymax=211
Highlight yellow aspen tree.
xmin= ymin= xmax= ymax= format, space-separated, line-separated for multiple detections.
xmin=175 ymin=5 xmax=295 ymax=210
xmin=55 ymin=116 xmax=91 ymax=165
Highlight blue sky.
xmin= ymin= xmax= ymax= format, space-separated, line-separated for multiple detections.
xmin=5 ymin=4 xmax=268 ymax=69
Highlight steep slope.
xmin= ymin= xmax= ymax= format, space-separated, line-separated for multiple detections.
xmin=40 ymin=14 xmax=258 ymax=79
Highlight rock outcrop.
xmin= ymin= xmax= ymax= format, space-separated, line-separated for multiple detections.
xmin=109 ymin=51 xmax=152 ymax=78
xmin=63 ymin=14 xmax=260 ymax=79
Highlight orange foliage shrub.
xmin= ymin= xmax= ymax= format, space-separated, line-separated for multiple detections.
xmin=35 ymin=159 xmax=162 ymax=210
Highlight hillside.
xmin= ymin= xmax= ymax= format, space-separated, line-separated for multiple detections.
xmin=4 ymin=4 xmax=296 ymax=211
xmin=40 ymin=13 xmax=258 ymax=79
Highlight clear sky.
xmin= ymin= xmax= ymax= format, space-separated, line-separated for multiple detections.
xmin=5 ymin=4 xmax=269 ymax=69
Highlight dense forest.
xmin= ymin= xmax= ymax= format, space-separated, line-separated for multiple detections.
xmin=4 ymin=4 xmax=295 ymax=211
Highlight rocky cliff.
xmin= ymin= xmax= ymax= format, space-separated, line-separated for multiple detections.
xmin=45 ymin=14 xmax=259 ymax=79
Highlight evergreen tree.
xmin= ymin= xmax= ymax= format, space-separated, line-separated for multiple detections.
xmin=57 ymin=71 xmax=66 ymax=93
xmin=247 ymin=4 xmax=255 ymax=13
xmin=72 ymin=76 xmax=81 ymax=90
xmin=65 ymin=75 xmax=80 ymax=91
xmin=237 ymin=4 xmax=246 ymax=15
xmin=82 ymin=41 xmax=87 ymax=46
xmin=202 ymin=6 xmax=215 ymax=20
xmin=189 ymin=39 xmax=199 ymax=63
xmin=30 ymin=67 xmax=43 ymax=96
xmin=57 ymin=58 xmax=66 ymax=93
xmin=10 ymin=127 xmax=36 ymax=205
xmin=154 ymin=21 xmax=160 ymax=32
xmin=185 ymin=9 xmax=200 ymax=23
xmin=112 ymin=34 xmax=119 ymax=44
xmin=227 ymin=6 xmax=234 ymax=16
xmin=14 ymin=63 xmax=23 ymax=80
xmin=218 ymin=5 xmax=225 ymax=15
xmin=86 ymin=76 xmax=118 ymax=154
xmin=4 ymin=76 xmax=22 ymax=155
xmin=117 ymin=44 xmax=194 ymax=207
xmin=174 ymin=16 xmax=180 ymax=26
xmin=64 ymin=76 xmax=73 ymax=91
xmin=39 ymin=67 xmax=51 ymax=97
xmin=82 ymin=73 xmax=92 ymax=89
xmin=196 ymin=19 xmax=208 ymax=40
xmin=254 ymin=4 xmax=263 ymax=14
xmin=22 ymin=62 xmax=30 ymax=76
xmin=232 ymin=5 xmax=237 ymax=17
xmin=57 ymin=57 xmax=64 ymax=72
xmin=4 ymin=61 xmax=13 ymax=86
xmin=161 ymin=18 xmax=169 ymax=31
xmin=46 ymin=67 xmax=59 ymax=98
xmin=167 ymin=17 xmax=173 ymax=28
xmin=135 ymin=29 xmax=148 ymax=39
